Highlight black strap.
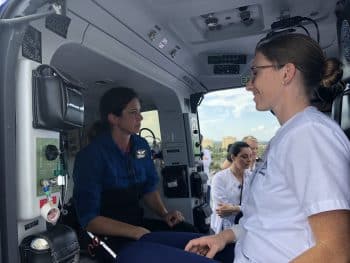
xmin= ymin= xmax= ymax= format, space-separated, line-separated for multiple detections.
xmin=233 ymin=176 xmax=244 ymax=225
xmin=238 ymin=177 xmax=243 ymax=205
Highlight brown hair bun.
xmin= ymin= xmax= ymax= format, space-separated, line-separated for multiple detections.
xmin=321 ymin=58 xmax=343 ymax=88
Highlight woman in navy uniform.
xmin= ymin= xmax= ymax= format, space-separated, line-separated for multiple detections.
xmin=73 ymin=87 xmax=196 ymax=259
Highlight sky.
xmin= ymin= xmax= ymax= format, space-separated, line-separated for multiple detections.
xmin=198 ymin=88 xmax=280 ymax=142
xmin=0 ymin=0 xmax=7 ymax=7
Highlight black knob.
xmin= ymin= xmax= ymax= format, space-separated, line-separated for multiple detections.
xmin=45 ymin=145 xmax=59 ymax=161
xmin=195 ymin=142 xmax=200 ymax=147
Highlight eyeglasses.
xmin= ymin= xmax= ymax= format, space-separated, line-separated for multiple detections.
xmin=249 ymin=64 xmax=285 ymax=83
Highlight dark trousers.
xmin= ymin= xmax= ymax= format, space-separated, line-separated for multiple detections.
xmin=91 ymin=220 xmax=234 ymax=263
xmin=97 ymin=218 xmax=198 ymax=252
xmin=116 ymin=232 xmax=235 ymax=263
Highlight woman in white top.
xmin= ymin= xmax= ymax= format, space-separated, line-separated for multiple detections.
xmin=221 ymin=136 xmax=260 ymax=172
xmin=185 ymin=33 xmax=350 ymax=262
xmin=210 ymin=142 xmax=252 ymax=233
xmin=242 ymin=135 xmax=261 ymax=172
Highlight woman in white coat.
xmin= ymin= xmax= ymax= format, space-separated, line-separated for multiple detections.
xmin=210 ymin=141 xmax=252 ymax=233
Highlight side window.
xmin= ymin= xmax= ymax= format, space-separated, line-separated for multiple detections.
xmin=140 ymin=110 xmax=162 ymax=148
xmin=198 ymin=88 xmax=280 ymax=174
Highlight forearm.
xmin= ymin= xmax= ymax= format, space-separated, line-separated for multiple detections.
xmin=86 ymin=216 xmax=143 ymax=239
xmin=292 ymin=210 xmax=350 ymax=263
xmin=143 ymin=191 xmax=168 ymax=217
xmin=216 ymin=204 xmax=241 ymax=217
xmin=218 ymin=229 xmax=236 ymax=244
xmin=290 ymin=243 xmax=349 ymax=263
xmin=225 ymin=204 xmax=241 ymax=214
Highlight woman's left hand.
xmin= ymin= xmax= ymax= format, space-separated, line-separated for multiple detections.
xmin=185 ymin=233 xmax=228 ymax=258
xmin=163 ymin=210 xmax=185 ymax=227
xmin=216 ymin=203 xmax=240 ymax=217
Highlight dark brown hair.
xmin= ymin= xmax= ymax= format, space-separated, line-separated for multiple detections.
xmin=99 ymin=87 xmax=139 ymax=122
xmin=88 ymin=87 xmax=139 ymax=141
xmin=227 ymin=141 xmax=250 ymax=162
xmin=256 ymin=33 xmax=343 ymax=103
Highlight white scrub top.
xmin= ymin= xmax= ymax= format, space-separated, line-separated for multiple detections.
xmin=233 ymin=106 xmax=350 ymax=263
xmin=202 ymin=148 xmax=212 ymax=183
xmin=211 ymin=168 xmax=250 ymax=234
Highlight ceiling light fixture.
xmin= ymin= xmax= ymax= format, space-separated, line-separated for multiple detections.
xmin=238 ymin=6 xmax=253 ymax=26
xmin=203 ymin=13 xmax=221 ymax=31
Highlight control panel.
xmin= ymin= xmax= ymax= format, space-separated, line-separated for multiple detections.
xmin=183 ymin=113 xmax=201 ymax=167
xmin=36 ymin=138 xmax=61 ymax=196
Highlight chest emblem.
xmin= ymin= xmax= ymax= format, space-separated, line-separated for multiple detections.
xmin=135 ymin=149 xmax=147 ymax=159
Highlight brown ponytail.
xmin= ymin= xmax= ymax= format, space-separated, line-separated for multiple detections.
xmin=312 ymin=58 xmax=345 ymax=111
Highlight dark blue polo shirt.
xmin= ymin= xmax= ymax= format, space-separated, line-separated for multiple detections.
xmin=73 ymin=132 xmax=159 ymax=228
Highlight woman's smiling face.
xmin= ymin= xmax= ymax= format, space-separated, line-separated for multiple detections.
xmin=246 ymin=52 xmax=285 ymax=112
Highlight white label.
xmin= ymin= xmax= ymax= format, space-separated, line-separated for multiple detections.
xmin=167 ymin=181 xmax=178 ymax=188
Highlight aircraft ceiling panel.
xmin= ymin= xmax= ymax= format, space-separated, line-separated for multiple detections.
xmin=65 ymin=0 xmax=340 ymax=91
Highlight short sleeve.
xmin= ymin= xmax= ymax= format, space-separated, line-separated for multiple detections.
xmin=230 ymin=222 xmax=244 ymax=241
xmin=282 ymin=122 xmax=350 ymax=216
xmin=73 ymin=146 xmax=103 ymax=228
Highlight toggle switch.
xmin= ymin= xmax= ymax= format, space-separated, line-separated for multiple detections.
xmin=45 ymin=144 xmax=59 ymax=160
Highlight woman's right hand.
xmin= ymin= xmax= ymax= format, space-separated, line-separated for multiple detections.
xmin=133 ymin=226 xmax=151 ymax=240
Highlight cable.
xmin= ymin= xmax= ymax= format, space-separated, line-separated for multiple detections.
xmin=267 ymin=16 xmax=320 ymax=43
xmin=139 ymin=128 xmax=163 ymax=159
xmin=139 ymin=127 xmax=156 ymax=139
xmin=139 ymin=127 xmax=157 ymax=148
xmin=58 ymin=132 xmax=70 ymax=213
xmin=297 ymin=25 xmax=310 ymax=36
xmin=302 ymin=17 xmax=320 ymax=43
xmin=0 ymin=10 xmax=55 ymax=24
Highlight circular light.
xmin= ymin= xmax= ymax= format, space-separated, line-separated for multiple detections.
xmin=30 ymin=238 xmax=49 ymax=250
xmin=206 ymin=16 xmax=218 ymax=27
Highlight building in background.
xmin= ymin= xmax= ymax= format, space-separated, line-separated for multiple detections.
xmin=202 ymin=138 xmax=214 ymax=149
xmin=221 ymin=136 xmax=236 ymax=150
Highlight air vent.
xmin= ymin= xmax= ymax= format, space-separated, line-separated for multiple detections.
xmin=45 ymin=14 xmax=71 ymax=39
xmin=22 ymin=25 xmax=42 ymax=63
xmin=208 ymin=54 xmax=247 ymax=64
xmin=213 ymin=65 xmax=240 ymax=75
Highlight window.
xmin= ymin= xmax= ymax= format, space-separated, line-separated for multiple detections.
xmin=198 ymin=88 xmax=279 ymax=173
xmin=140 ymin=110 xmax=162 ymax=147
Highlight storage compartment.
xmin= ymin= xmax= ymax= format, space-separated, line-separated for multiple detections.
xmin=32 ymin=64 xmax=84 ymax=131
xmin=162 ymin=165 xmax=189 ymax=198
xmin=190 ymin=171 xmax=208 ymax=199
